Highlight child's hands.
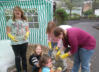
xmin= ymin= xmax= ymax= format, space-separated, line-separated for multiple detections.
xmin=7 ymin=33 xmax=18 ymax=42
xmin=48 ymin=42 xmax=52 ymax=49
xmin=24 ymin=31 xmax=29 ymax=40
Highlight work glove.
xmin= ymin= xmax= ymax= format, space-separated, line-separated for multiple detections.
xmin=56 ymin=67 xmax=62 ymax=72
xmin=55 ymin=50 xmax=61 ymax=60
xmin=60 ymin=52 xmax=69 ymax=59
xmin=24 ymin=31 xmax=29 ymax=40
xmin=55 ymin=46 xmax=59 ymax=50
xmin=56 ymin=50 xmax=61 ymax=56
xmin=7 ymin=33 xmax=18 ymax=42
xmin=48 ymin=42 xmax=52 ymax=49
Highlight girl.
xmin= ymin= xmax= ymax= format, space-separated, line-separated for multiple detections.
xmin=46 ymin=21 xmax=72 ymax=72
xmin=6 ymin=6 xmax=29 ymax=72
xmin=29 ymin=44 xmax=43 ymax=72
xmin=46 ymin=21 xmax=58 ymax=57
xmin=39 ymin=54 xmax=53 ymax=72
xmin=46 ymin=21 xmax=72 ymax=57
xmin=53 ymin=27 xmax=96 ymax=72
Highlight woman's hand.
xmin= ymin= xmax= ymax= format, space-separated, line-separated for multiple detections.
xmin=60 ymin=51 xmax=71 ymax=59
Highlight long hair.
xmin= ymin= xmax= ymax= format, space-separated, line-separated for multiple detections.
xmin=39 ymin=54 xmax=51 ymax=68
xmin=46 ymin=21 xmax=56 ymax=34
xmin=12 ymin=6 xmax=27 ymax=21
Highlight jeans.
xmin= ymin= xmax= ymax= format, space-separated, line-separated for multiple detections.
xmin=48 ymin=42 xmax=57 ymax=57
xmin=12 ymin=43 xmax=28 ymax=72
xmin=72 ymin=48 xmax=94 ymax=72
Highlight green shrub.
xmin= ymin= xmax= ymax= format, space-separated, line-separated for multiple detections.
xmin=70 ymin=16 xmax=80 ymax=20
xmin=83 ymin=9 xmax=93 ymax=16
xmin=68 ymin=13 xmax=80 ymax=20
xmin=72 ymin=13 xmax=80 ymax=17
xmin=88 ymin=14 xmax=96 ymax=19
xmin=54 ymin=8 xmax=68 ymax=25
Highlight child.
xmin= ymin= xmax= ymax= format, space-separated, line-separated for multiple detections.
xmin=39 ymin=54 xmax=53 ymax=72
xmin=39 ymin=54 xmax=62 ymax=72
xmin=46 ymin=21 xmax=72 ymax=72
xmin=46 ymin=21 xmax=72 ymax=57
xmin=6 ymin=6 xmax=29 ymax=72
xmin=46 ymin=21 xmax=59 ymax=57
xmin=29 ymin=44 xmax=43 ymax=72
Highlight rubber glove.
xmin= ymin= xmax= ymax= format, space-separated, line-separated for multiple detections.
xmin=48 ymin=42 xmax=52 ymax=49
xmin=56 ymin=50 xmax=61 ymax=56
xmin=24 ymin=31 xmax=29 ymax=40
xmin=57 ymin=67 xmax=62 ymax=72
xmin=55 ymin=46 xmax=59 ymax=50
xmin=60 ymin=52 xmax=69 ymax=59
xmin=7 ymin=33 xmax=18 ymax=42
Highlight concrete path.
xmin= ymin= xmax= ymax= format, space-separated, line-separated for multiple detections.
xmin=69 ymin=21 xmax=99 ymax=72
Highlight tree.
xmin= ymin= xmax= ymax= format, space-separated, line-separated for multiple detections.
xmin=54 ymin=8 xmax=68 ymax=26
xmin=92 ymin=0 xmax=96 ymax=15
xmin=62 ymin=0 xmax=74 ymax=19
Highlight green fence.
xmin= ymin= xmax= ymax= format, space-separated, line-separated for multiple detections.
xmin=0 ymin=0 xmax=53 ymax=46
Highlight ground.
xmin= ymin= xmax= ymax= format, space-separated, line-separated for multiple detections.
xmin=8 ymin=44 xmax=73 ymax=72
xmin=68 ymin=19 xmax=99 ymax=72
xmin=8 ymin=19 xmax=99 ymax=72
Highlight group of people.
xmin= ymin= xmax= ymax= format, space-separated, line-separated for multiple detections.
xmin=6 ymin=6 xmax=96 ymax=72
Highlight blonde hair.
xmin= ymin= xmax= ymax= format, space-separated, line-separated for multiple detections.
xmin=33 ymin=44 xmax=43 ymax=55
xmin=46 ymin=21 xmax=56 ymax=34
xmin=12 ymin=6 xmax=27 ymax=21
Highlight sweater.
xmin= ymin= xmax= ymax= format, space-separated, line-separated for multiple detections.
xmin=62 ymin=27 xmax=96 ymax=54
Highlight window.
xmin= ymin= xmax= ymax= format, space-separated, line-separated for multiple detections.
xmin=5 ymin=8 xmax=39 ymax=28
xmin=5 ymin=9 xmax=13 ymax=21
xmin=24 ymin=8 xmax=39 ymax=28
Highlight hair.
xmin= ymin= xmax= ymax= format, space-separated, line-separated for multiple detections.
xmin=12 ymin=6 xmax=27 ymax=21
xmin=54 ymin=27 xmax=65 ymax=37
xmin=46 ymin=21 xmax=56 ymax=34
xmin=39 ymin=54 xmax=51 ymax=68
xmin=33 ymin=44 xmax=43 ymax=55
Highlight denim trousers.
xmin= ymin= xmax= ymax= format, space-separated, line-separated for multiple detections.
xmin=72 ymin=48 xmax=94 ymax=72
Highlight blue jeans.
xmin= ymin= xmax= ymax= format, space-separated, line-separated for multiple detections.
xmin=48 ymin=42 xmax=57 ymax=57
xmin=72 ymin=48 xmax=94 ymax=72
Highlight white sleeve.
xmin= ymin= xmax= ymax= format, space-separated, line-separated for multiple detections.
xmin=59 ymin=25 xmax=72 ymax=30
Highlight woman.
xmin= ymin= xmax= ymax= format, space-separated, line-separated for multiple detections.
xmin=53 ymin=27 xmax=96 ymax=72
xmin=6 ymin=6 xmax=29 ymax=72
